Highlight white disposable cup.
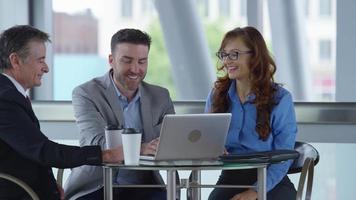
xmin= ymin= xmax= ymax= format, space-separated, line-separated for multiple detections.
xmin=122 ymin=128 xmax=142 ymax=165
xmin=104 ymin=125 xmax=123 ymax=149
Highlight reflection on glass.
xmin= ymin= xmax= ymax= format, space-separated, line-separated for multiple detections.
xmin=52 ymin=0 xmax=336 ymax=101
xmin=52 ymin=0 xmax=175 ymax=100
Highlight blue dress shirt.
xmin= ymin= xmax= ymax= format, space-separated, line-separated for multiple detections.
xmin=110 ymin=75 xmax=143 ymax=131
xmin=110 ymin=75 xmax=144 ymax=184
xmin=205 ymin=80 xmax=297 ymax=192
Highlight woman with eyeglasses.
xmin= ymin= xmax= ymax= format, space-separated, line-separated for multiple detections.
xmin=206 ymin=26 xmax=297 ymax=200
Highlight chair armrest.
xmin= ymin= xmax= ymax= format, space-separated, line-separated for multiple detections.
xmin=267 ymin=150 xmax=299 ymax=164
xmin=0 ymin=173 xmax=40 ymax=200
xmin=296 ymin=157 xmax=314 ymax=200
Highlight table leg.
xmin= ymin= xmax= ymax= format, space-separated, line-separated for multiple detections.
xmin=257 ymin=166 xmax=267 ymax=200
xmin=191 ymin=170 xmax=201 ymax=200
xmin=167 ymin=169 xmax=176 ymax=200
xmin=103 ymin=167 xmax=113 ymax=200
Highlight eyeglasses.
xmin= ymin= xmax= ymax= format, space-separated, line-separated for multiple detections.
xmin=216 ymin=50 xmax=253 ymax=61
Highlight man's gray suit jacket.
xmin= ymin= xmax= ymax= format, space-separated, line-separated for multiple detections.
xmin=64 ymin=71 xmax=175 ymax=199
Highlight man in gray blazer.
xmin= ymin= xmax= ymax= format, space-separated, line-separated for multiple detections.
xmin=64 ymin=29 xmax=175 ymax=200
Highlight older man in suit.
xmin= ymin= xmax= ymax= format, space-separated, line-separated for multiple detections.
xmin=0 ymin=25 xmax=123 ymax=200
xmin=64 ymin=29 xmax=175 ymax=200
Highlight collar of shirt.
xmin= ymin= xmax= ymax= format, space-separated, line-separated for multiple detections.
xmin=2 ymin=73 xmax=28 ymax=98
xmin=109 ymin=72 xmax=143 ymax=130
xmin=228 ymin=80 xmax=256 ymax=103
xmin=109 ymin=72 xmax=141 ymax=106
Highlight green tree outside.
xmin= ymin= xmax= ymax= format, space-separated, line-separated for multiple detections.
xmin=145 ymin=18 xmax=231 ymax=99
xmin=145 ymin=19 xmax=177 ymax=98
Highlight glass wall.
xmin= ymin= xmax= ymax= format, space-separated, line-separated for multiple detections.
xmin=305 ymin=0 xmax=336 ymax=101
xmin=1 ymin=1 xmax=354 ymax=200
xmin=52 ymin=0 xmax=336 ymax=101
xmin=52 ymin=0 xmax=175 ymax=99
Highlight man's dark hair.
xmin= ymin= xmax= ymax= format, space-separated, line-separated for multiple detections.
xmin=0 ymin=25 xmax=50 ymax=70
xmin=110 ymin=28 xmax=151 ymax=53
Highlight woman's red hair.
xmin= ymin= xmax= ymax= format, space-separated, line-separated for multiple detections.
xmin=212 ymin=26 xmax=277 ymax=141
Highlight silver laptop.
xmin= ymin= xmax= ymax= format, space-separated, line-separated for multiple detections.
xmin=140 ymin=113 xmax=231 ymax=165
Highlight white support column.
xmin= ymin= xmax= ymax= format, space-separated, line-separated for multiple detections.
xmin=154 ymin=0 xmax=215 ymax=100
xmin=0 ymin=0 xmax=29 ymax=30
xmin=247 ymin=0 xmax=263 ymax=32
xmin=267 ymin=0 xmax=311 ymax=101
xmin=335 ymin=0 xmax=356 ymax=101
xmin=335 ymin=1 xmax=356 ymax=199
xmin=30 ymin=0 xmax=54 ymax=100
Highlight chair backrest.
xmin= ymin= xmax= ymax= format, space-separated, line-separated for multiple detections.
xmin=288 ymin=141 xmax=320 ymax=174
xmin=287 ymin=141 xmax=320 ymax=200
xmin=0 ymin=173 xmax=40 ymax=200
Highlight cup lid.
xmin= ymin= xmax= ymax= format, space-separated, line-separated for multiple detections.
xmin=123 ymin=128 xmax=141 ymax=134
xmin=105 ymin=124 xmax=122 ymax=130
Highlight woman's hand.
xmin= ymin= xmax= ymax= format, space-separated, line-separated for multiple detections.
xmin=230 ymin=189 xmax=257 ymax=200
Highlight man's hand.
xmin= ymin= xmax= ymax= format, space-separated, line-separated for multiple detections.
xmin=57 ymin=184 xmax=65 ymax=200
xmin=230 ymin=189 xmax=257 ymax=200
xmin=140 ymin=138 xmax=160 ymax=155
xmin=102 ymin=146 xmax=124 ymax=163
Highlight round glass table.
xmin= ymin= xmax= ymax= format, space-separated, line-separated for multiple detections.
xmin=103 ymin=161 xmax=267 ymax=200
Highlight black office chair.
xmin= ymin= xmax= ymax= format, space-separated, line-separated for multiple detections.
xmin=185 ymin=141 xmax=319 ymax=200
xmin=288 ymin=141 xmax=320 ymax=200
xmin=0 ymin=172 xmax=40 ymax=200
